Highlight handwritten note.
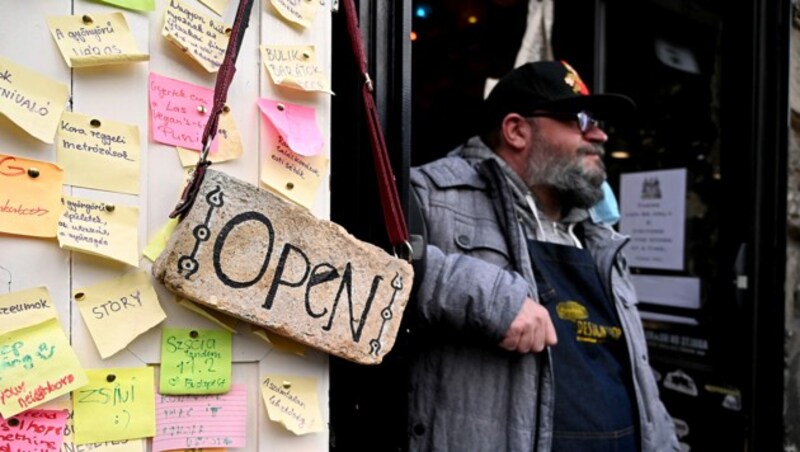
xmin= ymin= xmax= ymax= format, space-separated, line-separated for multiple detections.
xmin=270 ymin=0 xmax=318 ymax=28
xmin=199 ymin=0 xmax=229 ymax=15
xmin=0 ymin=287 xmax=88 ymax=418
xmin=96 ymin=0 xmax=155 ymax=12
xmin=61 ymin=408 xmax=144 ymax=452
xmin=257 ymin=98 xmax=323 ymax=157
xmin=75 ymin=271 xmax=167 ymax=359
xmin=261 ymin=375 xmax=323 ymax=435
xmin=177 ymin=107 xmax=242 ymax=167
xmin=261 ymin=45 xmax=331 ymax=93
xmin=163 ymin=0 xmax=231 ymax=73
xmin=0 ymin=154 xmax=64 ymax=238
xmin=0 ymin=56 xmax=69 ymax=143
xmin=57 ymin=195 xmax=139 ymax=267
xmin=47 ymin=13 xmax=149 ymax=68
xmin=143 ymin=217 xmax=179 ymax=262
xmin=153 ymin=384 xmax=246 ymax=450
xmin=57 ymin=111 xmax=141 ymax=195
xmin=72 ymin=367 xmax=156 ymax=445
xmin=0 ymin=408 xmax=69 ymax=451
xmin=149 ymin=72 xmax=217 ymax=152
xmin=260 ymin=124 xmax=328 ymax=209
xmin=177 ymin=298 xmax=239 ymax=334
xmin=160 ymin=328 xmax=232 ymax=395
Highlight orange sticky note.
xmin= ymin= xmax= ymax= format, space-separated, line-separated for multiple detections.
xmin=0 ymin=154 xmax=64 ymax=238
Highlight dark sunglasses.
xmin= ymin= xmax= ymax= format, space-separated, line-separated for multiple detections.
xmin=525 ymin=110 xmax=603 ymax=133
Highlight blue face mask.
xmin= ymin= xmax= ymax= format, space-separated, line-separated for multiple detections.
xmin=588 ymin=181 xmax=620 ymax=226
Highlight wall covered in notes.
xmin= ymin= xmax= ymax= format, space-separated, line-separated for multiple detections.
xmin=0 ymin=0 xmax=331 ymax=450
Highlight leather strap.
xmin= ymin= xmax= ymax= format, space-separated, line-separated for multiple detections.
xmin=341 ymin=0 xmax=410 ymax=254
xmin=170 ymin=0 xmax=256 ymax=219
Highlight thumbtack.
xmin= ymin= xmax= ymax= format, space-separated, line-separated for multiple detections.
xmin=82 ymin=15 xmax=93 ymax=25
xmin=90 ymin=118 xmax=102 ymax=127
xmin=286 ymin=182 xmax=294 ymax=190
xmin=74 ymin=292 xmax=85 ymax=300
xmin=276 ymin=103 xmax=285 ymax=111
xmin=225 ymin=27 xmax=232 ymax=35
xmin=106 ymin=374 xmax=116 ymax=383
xmin=302 ymin=51 xmax=311 ymax=59
xmin=27 ymin=168 xmax=40 ymax=178
xmin=6 ymin=418 xmax=19 ymax=427
xmin=222 ymin=104 xmax=230 ymax=113
xmin=104 ymin=204 xmax=115 ymax=212
xmin=282 ymin=380 xmax=292 ymax=389
xmin=197 ymin=105 xmax=206 ymax=114
xmin=190 ymin=330 xmax=199 ymax=338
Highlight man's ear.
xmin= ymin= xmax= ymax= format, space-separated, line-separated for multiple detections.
xmin=500 ymin=113 xmax=530 ymax=151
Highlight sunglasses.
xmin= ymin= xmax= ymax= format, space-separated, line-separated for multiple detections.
xmin=525 ymin=110 xmax=603 ymax=133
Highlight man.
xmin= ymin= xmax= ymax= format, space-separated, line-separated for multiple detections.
xmin=407 ymin=61 xmax=679 ymax=451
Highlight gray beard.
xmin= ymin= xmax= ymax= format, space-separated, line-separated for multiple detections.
xmin=526 ymin=142 xmax=606 ymax=209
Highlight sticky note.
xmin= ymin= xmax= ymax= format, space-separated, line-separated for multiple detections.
xmin=47 ymin=13 xmax=149 ymax=68
xmin=260 ymin=124 xmax=328 ymax=209
xmin=199 ymin=0 xmax=229 ymax=15
xmin=261 ymin=45 xmax=331 ymax=93
xmin=176 ymin=107 xmax=242 ymax=167
xmin=57 ymin=111 xmax=141 ymax=194
xmin=251 ymin=326 xmax=305 ymax=356
xmin=0 ymin=154 xmax=64 ymax=238
xmin=154 ymin=384 xmax=246 ymax=450
xmin=143 ymin=217 xmax=179 ymax=262
xmin=261 ymin=375 xmax=323 ymax=435
xmin=176 ymin=298 xmax=239 ymax=334
xmin=72 ymin=367 xmax=156 ymax=445
xmin=0 ymin=287 xmax=88 ymax=418
xmin=75 ymin=271 xmax=167 ymax=359
xmin=57 ymin=195 xmax=139 ymax=267
xmin=96 ymin=0 xmax=156 ymax=12
xmin=163 ymin=0 xmax=231 ymax=73
xmin=160 ymin=328 xmax=232 ymax=395
xmin=62 ymin=406 xmax=145 ymax=451
xmin=270 ymin=0 xmax=318 ymax=28
xmin=257 ymin=98 xmax=324 ymax=157
xmin=0 ymin=409 xmax=69 ymax=451
xmin=149 ymin=72 xmax=217 ymax=152
xmin=0 ymin=56 xmax=69 ymax=143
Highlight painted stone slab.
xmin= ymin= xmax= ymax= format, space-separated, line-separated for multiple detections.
xmin=153 ymin=169 xmax=413 ymax=364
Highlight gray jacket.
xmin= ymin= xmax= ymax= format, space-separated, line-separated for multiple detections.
xmin=407 ymin=139 xmax=679 ymax=452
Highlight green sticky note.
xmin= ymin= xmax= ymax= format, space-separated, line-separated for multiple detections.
xmin=94 ymin=0 xmax=155 ymax=12
xmin=159 ymin=327 xmax=232 ymax=395
xmin=72 ymin=367 xmax=156 ymax=445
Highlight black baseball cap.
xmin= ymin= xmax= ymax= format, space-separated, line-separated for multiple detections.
xmin=482 ymin=60 xmax=636 ymax=131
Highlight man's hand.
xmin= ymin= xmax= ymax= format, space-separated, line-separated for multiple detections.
xmin=500 ymin=297 xmax=557 ymax=353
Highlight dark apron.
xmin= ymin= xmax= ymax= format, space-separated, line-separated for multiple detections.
xmin=527 ymin=238 xmax=639 ymax=452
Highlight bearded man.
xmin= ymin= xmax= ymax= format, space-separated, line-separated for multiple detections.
xmin=406 ymin=61 xmax=679 ymax=452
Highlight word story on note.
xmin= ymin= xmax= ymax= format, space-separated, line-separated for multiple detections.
xmin=0 ymin=408 xmax=69 ymax=452
xmin=75 ymin=271 xmax=167 ymax=359
xmin=58 ymin=195 xmax=139 ymax=267
xmin=0 ymin=287 xmax=87 ymax=418
xmin=72 ymin=367 xmax=156 ymax=445
xmin=261 ymin=375 xmax=323 ymax=435
xmin=160 ymin=328 xmax=232 ymax=395
xmin=46 ymin=13 xmax=148 ymax=68
xmin=154 ymin=384 xmax=246 ymax=450
xmin=163 ymin=0 xmax=231 ymax=72
xmin=0 ymin=154 xmax=64 ymax=238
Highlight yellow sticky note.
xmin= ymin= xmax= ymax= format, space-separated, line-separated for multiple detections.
xmin=260 ymin=129 xmax=328 ymax=210
xmin=159 ymin=328 xmax=232 ymax=395
xmin=0 ymin=287 xmax=88 ymax=418
xmin=261 ymin=45 xmax=331 ymax=93
xmin=143 ymin=217 xmax=179 ymax=262
xmin=47 ymin=13 xmax=149 ymax=68
xmin=58 ymin=195 xmax=139 ymax=267
xmin=0 ymin=154 xmax=64 ymax=238
xmin=261 ymin=375 xmax=323 ymax=435
xmin=199 ymin=0 xmax=229 ymax=15
xmin=57 ymin=111 xmax=141 ymax=194
xmin=177 ymin=108 xmax=243 ymax=167
xmin=0 ymin=57 xmax=69 ymax=143
xmin=162 ymin=0 xmax=230 ymax=73
xmin=251 ymin=326 xmax=305 ymax=357
xmin=270 ymin=0 xmax=318 ymax=28
xmin=75 ymin=271 xmax=167 ymax=359
xmin=63 ymin=406 xmax=145 ymax=452
xmin=97 ymin=0 xmax=155 ymax=11
xmin=176 ymin=297 xmax=239 ymax=333
xmin=72 ymin=367 xmax=156 ymax=445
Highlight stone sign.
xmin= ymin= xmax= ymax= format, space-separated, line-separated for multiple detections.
xmin=153 ymin=169 xmax=414 ymax=364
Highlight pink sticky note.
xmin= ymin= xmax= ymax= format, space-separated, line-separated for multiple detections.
xmin=0 ymin=409 xmax=69 ymax=451
xmin=148 ymin=72 xmax=218 ymax=152
xmin=153 ymin=384 xmax=246 ymax=451
xmin=257 ymin=98 xmax=324 ymax=156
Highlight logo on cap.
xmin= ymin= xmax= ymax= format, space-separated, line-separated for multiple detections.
xmin=560 ymin=61 xmax=590 ymax=96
